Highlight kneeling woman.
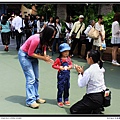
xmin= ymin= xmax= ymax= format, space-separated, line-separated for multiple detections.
xmin=70 ymin=50 xmax=106 ymax=114
xmin=18 ymin=25 xmax=56 ymax=109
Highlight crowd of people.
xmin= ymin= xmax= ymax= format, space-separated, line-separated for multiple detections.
xmin=0 ymin=11 xmax=120 ymax=65
xmin=0 ymin=10 xmax=119 ymax=114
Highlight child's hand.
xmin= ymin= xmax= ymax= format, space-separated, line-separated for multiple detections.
xmin=60 ymin=66 xmax=64 ymax=71
xmin=67 ymin=65 xmax=72 ymax=70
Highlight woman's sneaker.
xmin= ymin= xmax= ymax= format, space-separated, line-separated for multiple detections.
xmin=112 ymin=60 xmax=120 ymax=66
xmin=36 ymin=99 xmax=46 ymax=104
xmin=57 ymin=102 xmax=64 ymax=107
xmin=26 ymin=102 xmax=40 ymax=109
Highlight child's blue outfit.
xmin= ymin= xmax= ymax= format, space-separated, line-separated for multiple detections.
xmin=57 ymin=58 xmax=70 ymax=102
xmin=52 ymin=57 xmax=72 ymax=103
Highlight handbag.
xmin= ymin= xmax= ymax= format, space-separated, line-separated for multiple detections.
xmin=80 ymin=30 xmax=87 ymax=41
xmin=87 ymin=26 xmax=99 ymax=39
xmin=71 ymin=31 xmax=77 ymax=39
xmin=103 ymin=88 xmax=111 ymax=107
xmin=71 ymin=23 xmax=83 ymax=39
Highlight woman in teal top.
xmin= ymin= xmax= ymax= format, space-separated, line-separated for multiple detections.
xmin=0 ymin=15 xmax=11 ymax=51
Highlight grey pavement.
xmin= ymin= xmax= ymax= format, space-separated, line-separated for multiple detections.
xmin=0 ymin=33 xmax=120 ymax=116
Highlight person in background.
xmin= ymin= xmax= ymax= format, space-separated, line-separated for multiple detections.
xmin=0 ymin=15 xmax=11 ymax=51
xmin=37 ymin=16 xmax=41 ymax=33
xmin=52 ymin=43 xmax=72 ymax=107
xmin=12 ymin=11 xmax=25 ymax=51
xmin=65 ymin=16 xmax=73 ymax=45
xmin=69 ymin=15 xmax=85 ymax=58
xmin=45 ymin=16 xmax=55 ymax=51
xmin=93 ymin=15 xmax=105 ymax=62
xmin=0 ymin=13 xmax=4 ymax=21
xmin=40 ymin=15 xmax=46 ymax=32
xmin=84 ymin=20 xmax=95 ymax=59
xmin=70 ymin=50 xmax=106 ymax=114
xmin=18 ymin=25 xmax=56 ymax=109
xmin=24 ymin=15 xmax=32 ymax=39
xmin=111 ymin=12 xmax=120 ymax=66
xmin=32 ymin=15 xmax=37 ymax=34
xmin=8 ymin=13 xmax=15 ymax=39
xmin=46 ymin=16 xmax=54 ymax=26
xmin=52 ymin=16 xmax=62 ymax=55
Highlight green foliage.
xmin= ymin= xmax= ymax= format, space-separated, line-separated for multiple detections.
xmin=24 ymin=4 xmax=32 ymax=9
xmin=103 ymin=11 xmax=115 ymax=46
xmin=36 ymin=4 xmax=56 ymax=21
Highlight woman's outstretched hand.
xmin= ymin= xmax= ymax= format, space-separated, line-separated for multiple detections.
xmin=44 ymin=55 xmax=54 ymax=64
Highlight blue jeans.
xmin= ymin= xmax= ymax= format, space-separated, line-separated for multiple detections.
xmin=18 ymin=49 xmax=40 ymax=105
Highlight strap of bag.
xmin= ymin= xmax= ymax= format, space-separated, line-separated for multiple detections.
xmin=76 ymin=22 xmax=83 ymax=34
xmin=22 ymin=18 xmax=23 ymax=28
xmin=56 ymin=25 xmax=61 ymax=34
xmin=65 ymin=23 xmax=71 ymax=32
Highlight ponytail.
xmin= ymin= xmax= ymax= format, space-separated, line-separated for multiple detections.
xmin=98 ymin=60 xmax=103 ymax=69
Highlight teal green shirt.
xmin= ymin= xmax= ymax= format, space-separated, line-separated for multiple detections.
xmin=0 ymin=21 xmax=11 ymax=33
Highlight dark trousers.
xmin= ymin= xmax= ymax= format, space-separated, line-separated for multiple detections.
xmin=84 ymin=39 xmax=93 ymax=58
xmin=70 ymin=38 xmax=82 ymax=56
xmin=1 ymin=32 xmax=10 ymax=45
xmin=15 ymin=30 xmax=22 ymax=50
xmin=70 ymin=92 xmax=103 ymax=114
xmin=52 ymin=38 xmax=61 ymax=55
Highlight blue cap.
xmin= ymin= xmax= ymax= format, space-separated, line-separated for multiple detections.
xmin=59 ymin=43 xmax=71 ymax=52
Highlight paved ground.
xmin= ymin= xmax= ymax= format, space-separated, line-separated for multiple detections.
xmin=0 ymin=34 xmax=120 ymax=116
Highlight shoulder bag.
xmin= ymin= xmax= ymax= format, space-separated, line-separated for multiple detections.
xmin=87 ymin=26 xmax=99 ymax=39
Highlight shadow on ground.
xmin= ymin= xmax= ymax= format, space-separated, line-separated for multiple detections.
xmin=5 ymin=95 xmax=26 ymax=107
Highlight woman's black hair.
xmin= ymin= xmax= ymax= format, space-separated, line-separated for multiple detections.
xmin=40 ymin=25 xmax=57 ymax=46
xmin=1 ymin=15 xmax=8 ymax=25
xmin=88 ymin=49 xmax=103 ymax=69
xmin=54 ymin=16 xmax=61 ymax=27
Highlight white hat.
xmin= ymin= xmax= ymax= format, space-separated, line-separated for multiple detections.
xmin=79 ymin=15 xmax=84 ymax=18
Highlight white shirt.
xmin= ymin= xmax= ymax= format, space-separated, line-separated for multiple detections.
xmin=78 ymin=63 xmax=106 ymax=94
xmin=37 ymin=20 xmax=40 ymax=32
xmin=93 ymin=22 xmax=105 ymax=46
xmin=55 ymin=23 xmax=62 ymax=38
xmin=12 ymin=16 xmax=25 ymax=30
xmin=65 ymin=22 xmax=73 ymax=33
xmin=112 ymin=21 xmax=120 ymax=37
xmin=84 ymin=25 xmax=92 ymax=42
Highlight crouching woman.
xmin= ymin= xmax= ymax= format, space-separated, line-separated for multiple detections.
xmin=70 ymin=50 xmax=106 ymax=114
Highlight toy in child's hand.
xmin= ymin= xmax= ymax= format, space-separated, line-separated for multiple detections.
xmin=64 ymin=66 xmax=68 ymax=70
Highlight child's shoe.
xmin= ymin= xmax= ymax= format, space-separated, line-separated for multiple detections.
xmin=64 ymin=101 xmax=70 ymax=106
xmin=57 ymin=102 xmax=64 ymax=107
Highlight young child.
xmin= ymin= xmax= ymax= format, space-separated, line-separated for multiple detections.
xmin=52 ymin=43 xmax=72 ymax=107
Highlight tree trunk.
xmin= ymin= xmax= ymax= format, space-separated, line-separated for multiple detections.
xmin=57 ymin=4 xmax=67 ymax=20
xmin=98 ymin=4 xmax=113 ymax=15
